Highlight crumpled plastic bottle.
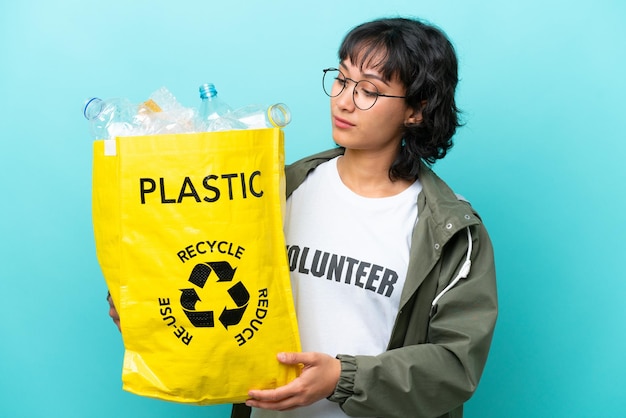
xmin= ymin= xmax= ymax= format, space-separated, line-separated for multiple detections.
xmin=230 ymin=103 xmax=291 ymax=128
xmin=137 ymin=87 xmax=196 ymax=135
xmin=83 ymin=97 xmax=138 ymax=140
xmin=84 ymin=87 xmax=197 ymax=139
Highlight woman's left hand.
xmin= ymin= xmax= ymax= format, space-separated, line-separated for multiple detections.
xmin=245 ymin=352 xmax=341 ymax=411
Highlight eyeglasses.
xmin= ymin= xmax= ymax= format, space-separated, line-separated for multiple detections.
xmin=322 ymin=67 xmax=407 ymax=110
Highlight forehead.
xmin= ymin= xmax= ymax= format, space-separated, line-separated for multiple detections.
xmin=340 ymin=58 xmax=402 ymax=88
xmin=342 ymin=43 xmax=398 ymax=83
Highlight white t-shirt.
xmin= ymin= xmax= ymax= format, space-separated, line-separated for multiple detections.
xmin=252 ymin=156 xmax=421 ymax=418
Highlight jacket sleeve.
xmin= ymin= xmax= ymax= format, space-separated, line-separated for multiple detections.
xmin=328 ymin=223 xmax=498 ymax=418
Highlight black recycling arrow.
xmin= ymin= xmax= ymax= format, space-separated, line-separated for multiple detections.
xmin=181 ymin=287 xmax=215 ymax=327
xmin=219 ymin=306 xmax=247 ymax=329
xmin=218 ymin=281 xmax=250 ymax=329
xmin=228 ymin=281 xmax=250 ymax=306
xmin=207 ymin=261 xmax=237 ymax=282
xmin=183 ymin=309 xmax=215 ymax=327
xmin=180 ymin=288 xmax=201 ymax=310
xmin=188 ymin=263 xmax=212 ymax=288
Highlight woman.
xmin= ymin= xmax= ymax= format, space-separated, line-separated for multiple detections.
xmin=110 ymin=16 xmax=498 ymax=418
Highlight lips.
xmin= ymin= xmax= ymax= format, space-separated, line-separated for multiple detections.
xmin=333 ymin=116 xmax=355 ymax=129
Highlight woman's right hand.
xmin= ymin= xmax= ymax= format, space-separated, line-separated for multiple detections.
xmin=107 ymin=292 xmax=121 ymax=331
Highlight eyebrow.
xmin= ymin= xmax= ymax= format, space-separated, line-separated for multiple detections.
xmin=339 ymin=62 xmax=391 ymax=86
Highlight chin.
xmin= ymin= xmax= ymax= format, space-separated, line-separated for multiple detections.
xmin=331 ymin=129 xmax=355 ymax=148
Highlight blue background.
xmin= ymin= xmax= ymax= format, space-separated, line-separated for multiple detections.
xmin=1 ymin=0 xmax=624 ymax=417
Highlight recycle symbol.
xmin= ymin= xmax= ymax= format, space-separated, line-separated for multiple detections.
xmin=180 ymin=261 xmax=250 ymax=329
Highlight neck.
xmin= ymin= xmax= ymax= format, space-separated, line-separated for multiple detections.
xmin=337 ymin=148 xmax=412 ymax=198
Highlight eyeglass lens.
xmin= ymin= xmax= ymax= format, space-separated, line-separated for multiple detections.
xmin=323 ymin=69 xmax=379 ymax=110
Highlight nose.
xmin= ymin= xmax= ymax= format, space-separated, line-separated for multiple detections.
xmin=334 ymin=80 xmax=356 ymax=110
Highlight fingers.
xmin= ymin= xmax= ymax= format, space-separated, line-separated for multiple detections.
xmin=245 ymin=397 xmax=297 ymax=411
xmin=276 ymin=351 xmax=312 ymax=365
xmin=107 ymin=293 xmax=121 ymax=332
xmin=109 ymin=305 xmax=120 ymax=321
xmin=246 ymin=359 xmax=307 ymax=410
xmin=246 ymin=384 xmax=302 ymax=411
xmin=246 ymin=352 xmax=341 ymax=411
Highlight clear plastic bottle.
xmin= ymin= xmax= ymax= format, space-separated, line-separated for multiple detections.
xmin=198 ymin=83 xmax=230 ymax=119
xmin=197 ymin=83 xmax=247 ymax=131
xmin=231 ymin=103 xmax=292 ymax=128
xmin=83 ymin=97 xmax=138 ymax=139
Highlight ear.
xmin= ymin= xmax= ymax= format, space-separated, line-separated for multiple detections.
xmin=404 ymin=100 xmax=427 ymax=126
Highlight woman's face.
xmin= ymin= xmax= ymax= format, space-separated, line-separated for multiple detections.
xmin=329 ymin=59 xmax=418 ymax=153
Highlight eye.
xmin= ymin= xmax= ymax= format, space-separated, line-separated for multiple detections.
xmin=335 ymin=77 xmax=347 ymax=86
xmin=356 ymin=83 xmax=379 ymax=98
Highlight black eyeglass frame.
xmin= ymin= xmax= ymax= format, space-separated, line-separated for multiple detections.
xmin=322 ymin=67 xmax=407 ymax=110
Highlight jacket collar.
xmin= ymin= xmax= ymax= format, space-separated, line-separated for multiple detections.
xmin=417 ymin=163 xmax=480 ymax=242
xmin=286 ymin=147 xmax=478 ymax=235
xmin=285 ymin=148 xmax=344 ymax=197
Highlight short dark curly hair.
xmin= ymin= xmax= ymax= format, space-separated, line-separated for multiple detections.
xmin=338 ymin=17 xmax=462 ymax=180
